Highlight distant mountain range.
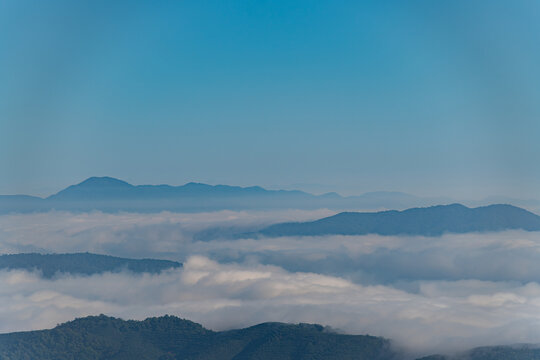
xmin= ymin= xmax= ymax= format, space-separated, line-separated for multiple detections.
xmin=0 ymin=253 xmax=181 ymax=278
xmin=254 ymin=204 xmax=540 ymax=237
xmin=0 ymin=176 xmax=452 ymax=213
xmin=0 ymin=315 xmax=396 ymax=360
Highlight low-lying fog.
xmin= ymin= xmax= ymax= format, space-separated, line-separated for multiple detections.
xmin=1 ymin=210 xmax=540 ymax=357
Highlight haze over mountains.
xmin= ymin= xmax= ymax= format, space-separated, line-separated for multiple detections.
xmin=0 ymin=176 xmax=456 ymax=213
xmin=3 ymin=176 xmax=539 ymax=215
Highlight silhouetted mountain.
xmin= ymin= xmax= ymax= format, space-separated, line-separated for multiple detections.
xmin=0 ymin=177 xmax=450 ymax=213
xmin=255 ymin=204 xmax=540 ymax=237
xmin=417 ymin=344 xmax=540 ymax=360
xmin=49 ymin=177 xmax=135 ymax=201
xmin=472 ymin=196 xmax=540 ymax=214
xmin=0 ymin=253 xmax=181 ymax=278
xmin=47 ymin=176 xmax=306 ymax=201
xmin=0 ymin=315 xmax=396 ymax=360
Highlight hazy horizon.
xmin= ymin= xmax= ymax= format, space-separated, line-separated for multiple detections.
xmin=2 ymin=175 xmax=540 ymax=206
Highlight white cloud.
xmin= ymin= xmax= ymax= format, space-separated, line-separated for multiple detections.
xmin=2 ymin=258 xmax=540 ymax=357
xmin=0 ymin=209 xmax=334 ymax=256
xmin=2 ymin=211 xmax=540 ymax=357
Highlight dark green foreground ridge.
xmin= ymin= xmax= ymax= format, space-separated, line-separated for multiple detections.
xmin=0 ymin=315 xmax=395 ymax=360
xmin=1 ymin=315 xmax=540 ymax=360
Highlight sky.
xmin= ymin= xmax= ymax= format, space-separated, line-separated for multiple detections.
xmin=1 ymin=0 xmax=539 ymax=199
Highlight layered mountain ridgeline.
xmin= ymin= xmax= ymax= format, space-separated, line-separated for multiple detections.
xmin=0 ymin=315 xmax=396 ymax=360
xmin=0 ymin=253 xmax=181 ymax=278
xmin=255 ymin=204 xmax=540 ymax=237
xmin=0 ymin=176 xmax=449 ymax=213
xmin=418 ymin=345 xmax=540 ymax=360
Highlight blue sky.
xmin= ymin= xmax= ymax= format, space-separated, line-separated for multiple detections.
xmin=1 ymin=0 xmax=539 ymax=199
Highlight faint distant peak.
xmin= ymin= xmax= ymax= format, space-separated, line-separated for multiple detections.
xmin=431 ymin=202 xmax=468 ymax=209
xmin=318 ymin=192 xmax=342 ymax=199
xmin=183 ymin=181 xmax=211 ymax=188
xmin=181 ymin=182 xmax=266 ymax=192
xmin=76 ymin=176 xmax=134 ymax=188
xmin=356 ymin=191 xmax=423 ymax=200
xmin=362 ymin=191 xmax=412 ymax=196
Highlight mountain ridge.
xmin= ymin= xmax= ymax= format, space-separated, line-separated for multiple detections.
xmin=1 ymin=177 xmax=538 ymax=215
xmin=0 ymin=176 xmax=452 ymax=213
xmin=254 ymin=203 xmax=540 ymax=237
xmin=1 ymin=315 xmax=539 ymax=360
xmin=0 ymin=315 xmax=396 ymax=360
xmin=0 ymin=252 xmax=182 ymax=278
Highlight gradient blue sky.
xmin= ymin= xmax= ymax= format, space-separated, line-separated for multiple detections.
xmin=1 ymin=0 xmax=539 ymax=199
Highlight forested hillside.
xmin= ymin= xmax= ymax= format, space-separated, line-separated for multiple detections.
xmin=0 ymin=315 xmax=396 ymax=360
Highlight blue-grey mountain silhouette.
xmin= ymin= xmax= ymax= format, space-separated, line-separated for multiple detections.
xmin=255 ymin=204 xmax=540 ymax=237
xmin=0 ymin=252 xmax=181 ymax=278
xmin=0 ymin=177 xmax=451 ymax=213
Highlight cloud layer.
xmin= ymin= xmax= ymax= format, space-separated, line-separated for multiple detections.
xmin=3 ymin=211 xmax=540 ymax=285
xmin=0 ymin=209 xmax=333 ymax=256
xmin=2 ymin=210 xmax=540 ymax=357
xmin=2 ymin=258 xmax=540 ymax=357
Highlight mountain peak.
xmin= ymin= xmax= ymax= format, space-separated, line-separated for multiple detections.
xmin=77 ymin=177 xmax=134 ymax=188
xmin=48 ymin=177 xmax=135 ymax=200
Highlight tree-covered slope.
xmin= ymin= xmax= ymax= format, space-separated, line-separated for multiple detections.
xmin=0 ymin=253 xmax=181 ymax=278
xmin=0 ymin=315 xmax=396 ymax=360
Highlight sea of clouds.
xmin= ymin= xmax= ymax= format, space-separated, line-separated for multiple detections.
xmin=1 ymin=210 xmax=540 ymax=357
